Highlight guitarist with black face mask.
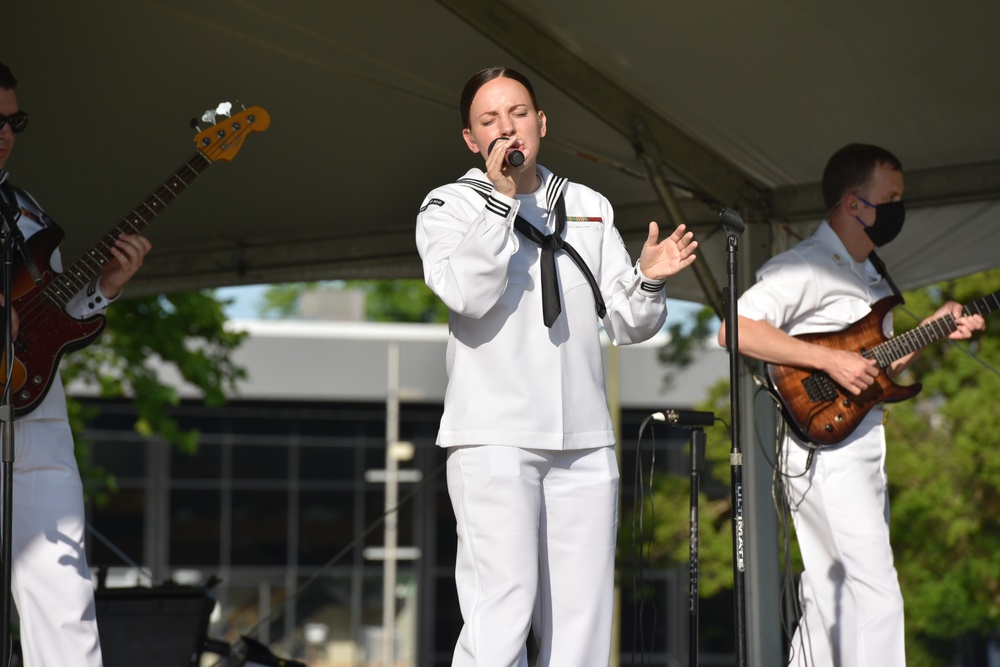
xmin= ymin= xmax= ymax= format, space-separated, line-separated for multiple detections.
xmin=0 ymin=60 xmax=151 ymax=667
xmin=717 ymin=143 xmax=985 ymax=667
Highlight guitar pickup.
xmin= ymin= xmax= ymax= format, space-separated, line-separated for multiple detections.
xmin=802 ymin=372 xmax=840 ymax=403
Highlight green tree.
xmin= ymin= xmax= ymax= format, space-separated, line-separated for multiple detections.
xmin=62 ymin=290 xmax=247 ymax=503
xmin=259 ymin=280 xmax=449 ymax=323
xmin=883 ymin=268 xmax=1000 ymax=666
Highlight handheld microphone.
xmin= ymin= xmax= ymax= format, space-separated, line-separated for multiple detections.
xmin=653 ymin=409 xmax=716 ymax=427
xmin=488 ymin=137 xmax=525 ymax=167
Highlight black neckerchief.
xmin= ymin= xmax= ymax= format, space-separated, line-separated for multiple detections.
xmin=512 ymin=190 xmax=606 ymax=327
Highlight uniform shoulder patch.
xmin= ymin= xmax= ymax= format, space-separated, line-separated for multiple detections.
xmin=418 ymin=198 xmax=445 ymax=213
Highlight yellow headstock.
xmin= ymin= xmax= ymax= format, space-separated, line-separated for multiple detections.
xmin=194 ymin=106 xmax=270 ymax=162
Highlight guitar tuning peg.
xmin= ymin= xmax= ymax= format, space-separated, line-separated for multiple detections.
xmin=189 ymin=118 xmax=202 ymax=131
xmin=215 ymin=102 xmax=233 ymax=118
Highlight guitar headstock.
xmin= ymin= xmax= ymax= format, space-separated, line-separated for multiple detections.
xmin=193 ymin=103 xmax=270 ymax=162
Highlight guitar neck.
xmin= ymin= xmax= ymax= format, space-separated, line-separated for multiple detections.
xmin=868 ymin=290 xmax=1000 ymax=367
xmin=44 ymin=152 xmax=213 ymax=307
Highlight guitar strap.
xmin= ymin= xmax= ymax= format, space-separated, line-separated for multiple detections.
xmin=0 ymin=179 xmax=59 ymax=232
xmin=868 ymin=251 xmax=903 ymax=302
xmin=0 ymin=180 xmax=21 ymax=227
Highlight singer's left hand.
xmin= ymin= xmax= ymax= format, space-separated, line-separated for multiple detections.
xmin=638 ymin=222 xmax=697 ymax=280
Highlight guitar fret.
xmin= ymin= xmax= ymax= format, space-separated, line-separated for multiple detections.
xmin=81 ymin=247 xmax=109 ymax=274
xmin=45 ymin=278 xmax=75 ymax=308
xmin=965 ymin=290 xmax=1000 ymax=317
xmin=41 ymin=152 xmax=213 ymax=305
xmin=57 ymin=263 xmax=89 ymax=291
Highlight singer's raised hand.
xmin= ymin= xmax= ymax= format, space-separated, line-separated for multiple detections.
xmin=638 ymin=222 xmax=697 ymax=280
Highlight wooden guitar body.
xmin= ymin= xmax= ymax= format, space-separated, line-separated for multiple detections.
xmin=765 ymin=296 xmax=922 ymax=446
xmin=3 ymin=226 xmax=107 ymax=415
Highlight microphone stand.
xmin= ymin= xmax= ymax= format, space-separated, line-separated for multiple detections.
xmin=719 ymin=207 xmax=747 ymax=667
xmin=0 ymin=192 xmax=41 ymax=667
xmin=687 ymin=425 xmax=706 ymax=667
xmin=658 ymin=409 xmax=714 ymax=667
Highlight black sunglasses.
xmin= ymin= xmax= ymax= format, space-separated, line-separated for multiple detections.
xmin=0 ymin=111 xmax=30 ymax=134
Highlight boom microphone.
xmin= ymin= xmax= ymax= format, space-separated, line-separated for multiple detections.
xmin=653 ymin=409 xmax=716 ymax=427
xmin=488 ymin=137 xmax=525 ymax=167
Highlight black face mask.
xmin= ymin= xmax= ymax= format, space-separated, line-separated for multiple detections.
xmin=855 ymin=197 xmax=905 ymax=247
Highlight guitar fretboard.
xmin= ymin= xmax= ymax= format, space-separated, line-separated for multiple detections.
xmin=865 ymin=290 xmax=1000 ymax=367
xmin=43 ymin=153 xmax=213 ymax=308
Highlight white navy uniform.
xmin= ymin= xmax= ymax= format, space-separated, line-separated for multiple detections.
xmin=737 ymin=221 xmax=905 ymax=667
xmin=416 ymin=166 xmax=668 ymax=666
xmin=2 ymin=171 xmax=117 ymax=667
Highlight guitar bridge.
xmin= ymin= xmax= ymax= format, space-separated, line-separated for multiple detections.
xmin=802 ymin=372 xmax=839 ymax=403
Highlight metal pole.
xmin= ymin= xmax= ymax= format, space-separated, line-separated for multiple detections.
xmin=382 ymin=342 xmax=400 ymax=667
xmin=688 ymin=427 xmax=706 ymax=667
xmin=720 ymin=208 xmax=748 ymax=667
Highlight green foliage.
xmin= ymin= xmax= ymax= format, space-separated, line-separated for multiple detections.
xmin=259 ymin=280 xmax=449 ymax=323
xmin=259 ymin=282 xmax=314 ymax=318
xmin=344 ymin=280 xmax=449 ymax=323
xmin=63 ymin=291 xmax=247 ymax=490
xmin=658 ymin=305 xmax=719 ymax=369
xmin=883 ymin=269 xmax=1000 ymax=664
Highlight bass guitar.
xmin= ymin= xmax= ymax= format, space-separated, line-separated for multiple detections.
xmin=766 ymin=290 xmax=999 ymax=446
xmin=3 ymin=104 xmax=270 ymax=416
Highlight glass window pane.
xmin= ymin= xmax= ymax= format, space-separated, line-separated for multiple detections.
xmin=170 ymin=489 xmax=220 ymax=565
xmin=171 ymin=443 xmax=223 ymax=479
xmin=300 ymin=446 xmax=356 ymax=481
xmin=232 ymin=445 xmax=289 ymax=480
xmin=90 ymin=488 xmax=146 ymax=567
xmin=298 ymin=490 xmax=354 ymax=566
xmin=231 ymin=490 xmax=288 ymax=566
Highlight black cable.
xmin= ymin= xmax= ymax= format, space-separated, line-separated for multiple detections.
xmin=631 ymin=414 xmax=658 ymax=666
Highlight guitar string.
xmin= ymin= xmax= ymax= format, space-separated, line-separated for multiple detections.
xmin=897 ymin=305 xmax=1000 ymax=380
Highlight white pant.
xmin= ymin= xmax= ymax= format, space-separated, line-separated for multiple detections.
xmin=6 ymin=417 xmax=103 ymax=667
xmin=781 ymin=411 xmax=905 ymax=667
xmin=447 ymin=445 xmax=619 ymax=667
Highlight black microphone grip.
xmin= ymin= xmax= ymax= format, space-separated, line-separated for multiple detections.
xmin=488 ymin=137 xmax=525 ymax=167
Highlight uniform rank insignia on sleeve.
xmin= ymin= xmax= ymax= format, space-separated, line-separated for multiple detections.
xmin=419 ymin=198 xmax=445 ymax=213
xmin=640 ymin=280 xmax=665 ymax=293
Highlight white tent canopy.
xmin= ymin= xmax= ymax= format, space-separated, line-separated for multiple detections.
xmin=6 ymin=0 xmax=1000 ymax=304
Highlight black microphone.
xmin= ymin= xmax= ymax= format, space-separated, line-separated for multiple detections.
xmin=718 ymin=207 xmax=745 ymax=237
xmin=488 ymin=137 xmax=525 ymax=167
xmin=654 ymin=409 xmax=715 ymax=427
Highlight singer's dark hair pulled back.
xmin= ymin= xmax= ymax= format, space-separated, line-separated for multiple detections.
xmin=460 ymin=67 xmax=539 ymax=129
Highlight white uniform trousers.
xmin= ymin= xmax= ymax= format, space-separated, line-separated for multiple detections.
xmin=781 ymin=410 xmax=905 ymax=667
xmin=7 ymin=417 xmax=103 ymax=667
xmin=447 ymin=445 xmax=619 ymax=667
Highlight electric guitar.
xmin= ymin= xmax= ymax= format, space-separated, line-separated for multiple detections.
xmin=766 ymin=290 xmax=999 ymax=446
xmin=3 ymin=105 xmax=270 ymax=416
